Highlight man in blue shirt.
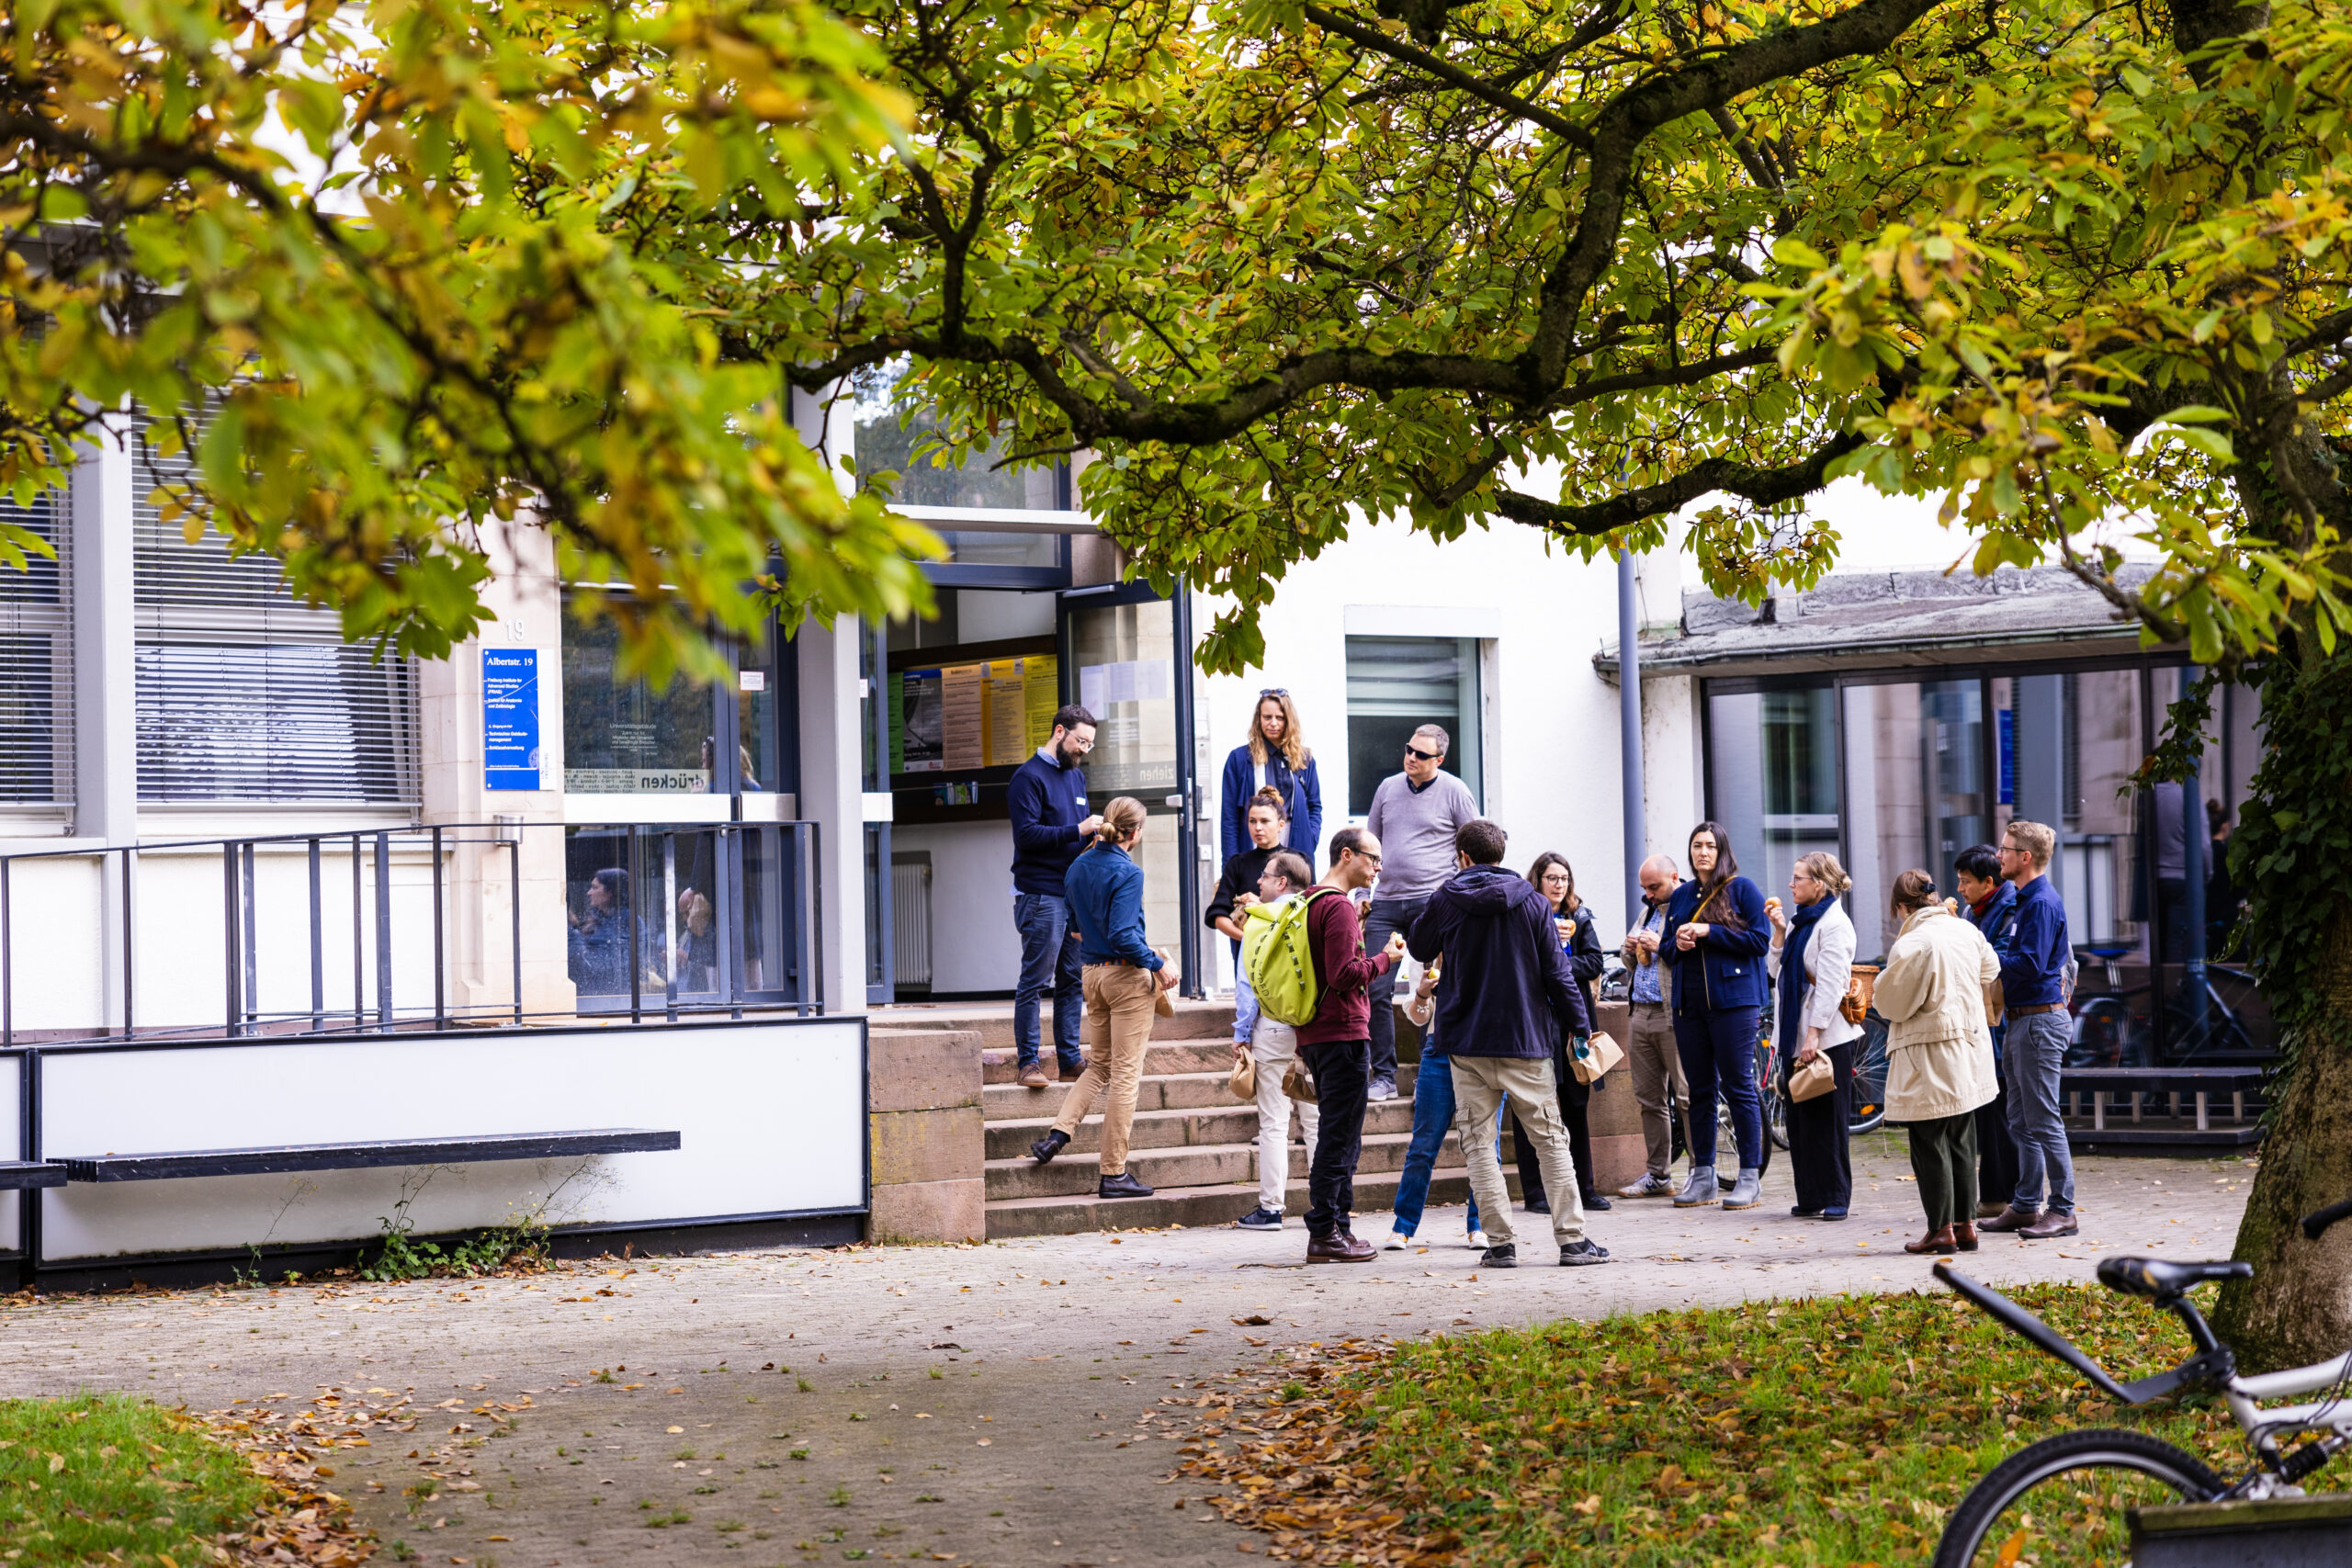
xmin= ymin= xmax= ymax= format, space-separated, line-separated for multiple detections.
xmin=1006 ymin=705 xmax=1104 ymax=1089
xmin=1981 ymin=818 xmax=2079 ymax=1239
xmin=1617 ymin=854 xmax=1690 ymax=1199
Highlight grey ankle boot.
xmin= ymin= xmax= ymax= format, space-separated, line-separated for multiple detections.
xmin=1672 ymin=1166 xmax=1718 ymax=1207
xmin=1722 ymin=1167 xmax=1763 ymax=1210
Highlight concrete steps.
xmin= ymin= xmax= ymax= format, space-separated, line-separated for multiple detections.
xmin=982 ymin=1098 xmax=1419 ymax=1161
xmin=970 ymin=995 xmax=1498 ymax=1235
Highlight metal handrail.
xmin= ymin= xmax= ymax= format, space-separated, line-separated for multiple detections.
xmin=0 ymin=819 xmax=824 ymax=1045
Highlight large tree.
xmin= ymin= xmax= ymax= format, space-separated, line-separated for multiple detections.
xmin=11 ymin=0 xmax=2352 ymax=1363
xmin=754 ymin=0 xmax=2352 ymax=1371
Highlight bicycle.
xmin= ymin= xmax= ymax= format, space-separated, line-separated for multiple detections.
xmin=1931 ymin=1195 xmax=2352 ymax=1565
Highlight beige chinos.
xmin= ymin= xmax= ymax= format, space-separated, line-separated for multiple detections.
xmin=1249 ymin=1013 xmax=1320 ymax=1213
xmin=1450 ymin=1055 xmax=1587 ymax=1248
xmin=1624 ymin=999 xmax=1689 ymax=1179
xmin=1050 ymin=964 xmax=1160 ymax=1177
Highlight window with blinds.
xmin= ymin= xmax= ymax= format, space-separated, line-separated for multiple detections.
xmin=133 ymin=415 xmax=420 ymax=804
xmin=0 ymin=483 xmax=72 ymax=805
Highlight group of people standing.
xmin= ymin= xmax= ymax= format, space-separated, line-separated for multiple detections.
xmin=1001 ymin=686 xmax=2086 ymax=1262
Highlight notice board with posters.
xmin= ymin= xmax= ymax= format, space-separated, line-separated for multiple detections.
xmin=887 ymin=639 xmax=1059 ymax=824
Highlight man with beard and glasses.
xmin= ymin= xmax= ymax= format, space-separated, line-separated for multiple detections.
xmin=1007 ymin=705 xmax=1105 ymax=1089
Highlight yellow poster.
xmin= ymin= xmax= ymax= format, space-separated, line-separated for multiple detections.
xmin=1023 ymin=655 xmax=1059 ymax=752
xmin=941 ymin=662 xmax=985 ymax=771
xmin=982 ymin=660 xmax=1028 ymax=768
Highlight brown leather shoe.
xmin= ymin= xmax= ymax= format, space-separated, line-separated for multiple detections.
xmin=1904 ymin=1225 xmax=1958 ymax=1256
xmin=1954 ymin=1223 xmax=1980 ymax=1253
xmin=1017 ymin=1063 xmax=1049 ymax=1089
xmin=2019 ymin=1210 xmax=2080 ymax=1239
xmin=1979 ymin=1204 xmax=2043 ymax=1233
xmin=1306 ymin=1232 xmax=1375 ymax=1263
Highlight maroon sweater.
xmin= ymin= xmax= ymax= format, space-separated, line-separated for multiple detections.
xmin=1296 ymin=889 xmax=1394 ymax=1047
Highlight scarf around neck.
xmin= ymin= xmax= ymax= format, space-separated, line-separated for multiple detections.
xmin=1779 ymin=895 xmax=1831 ymax=1051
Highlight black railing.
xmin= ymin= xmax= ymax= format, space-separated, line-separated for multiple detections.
xmin=0 ymin=819 xmax=824 ymax=1044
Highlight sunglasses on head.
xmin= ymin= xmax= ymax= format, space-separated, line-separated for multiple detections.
xmin=1260 ymin=688 xmax=1288 ymax=699
xmin=1404 ymin=745 xmax=1439 ymax=761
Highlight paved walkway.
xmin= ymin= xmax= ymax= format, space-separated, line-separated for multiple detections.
xmin=1 ymin=1138 xmax=2254 ymax=1567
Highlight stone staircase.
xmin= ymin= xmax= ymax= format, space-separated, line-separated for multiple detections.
xmin=968 ymin=998 xmax=1487 ymax=1238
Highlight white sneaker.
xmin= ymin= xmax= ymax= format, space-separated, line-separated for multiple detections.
xmin=1381 ymin=1229 xmax=1410 ymax=1251
xmin=1466 ymin=1230 xmax=1490 ymax=1249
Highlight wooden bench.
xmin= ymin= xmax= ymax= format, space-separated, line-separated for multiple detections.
xmin=2061 ymin=1067 xmax=2265 ymax=1146
xmin=55 ymin=1129 xmax=681 ymax=1183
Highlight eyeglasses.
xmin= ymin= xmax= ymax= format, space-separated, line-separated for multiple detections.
xmin=1404 ymin=746 xmax=1439 ymax=761
xmin=1260 ymin=688 xmax=1289 ymax=699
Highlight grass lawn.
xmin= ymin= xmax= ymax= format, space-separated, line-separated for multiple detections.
xmin=1179 ymin=1281 xmax=2250 ymax=1566
xmin=0 ymin=1392 xmax=272 ymax=1565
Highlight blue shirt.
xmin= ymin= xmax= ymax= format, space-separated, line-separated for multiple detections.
xmin=1630 ymin=903 xmax=1666 ymax=1004
xmin=1063 ymin=841 xmax=1162 ymax=970
xmin=1007 ymin=745 xmax=1092 ymax=897
xmin=1998 ymin=874 xmax=2068 ymax=1008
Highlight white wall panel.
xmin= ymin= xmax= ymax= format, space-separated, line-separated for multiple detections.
xmin=33 ymin=1018 xmax=863 ymax=1259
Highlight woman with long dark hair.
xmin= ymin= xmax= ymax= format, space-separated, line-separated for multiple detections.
xmin=1512 ymin=852 xmax=1612 ymax=1213
xmin=1218 ymin=690 xmax=1324 ymax=863
xmin=1660 ymin=821 xmax=1771 ymax=1210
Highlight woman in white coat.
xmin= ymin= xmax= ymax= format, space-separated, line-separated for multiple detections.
xmin=1765 ymin=852 xmax=1865 ymax=1220
xmin=1872 ymin=868 xmax=2003 ymax=1257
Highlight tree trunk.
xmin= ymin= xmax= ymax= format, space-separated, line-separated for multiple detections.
xmin=2211 ymin=980 xmax=2352 ymax=1370
xmin=2211 ymin=632 xmax=2352 ymax=1371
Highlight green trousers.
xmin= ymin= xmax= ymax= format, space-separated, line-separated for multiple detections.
xmin=1909 ymin=1112 xmax=1979 ymax=1230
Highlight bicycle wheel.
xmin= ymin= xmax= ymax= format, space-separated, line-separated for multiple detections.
xmin=1848 ymin=1018 xmax=1889 ymax=1136
xmin=1931 ymin=1427 xmax=2224 ymax=1568
xmin=1755 ymin=1036 xmax=1791 ymax=1151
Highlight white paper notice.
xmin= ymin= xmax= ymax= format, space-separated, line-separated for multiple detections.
xmin=1080 ymin=664 xmax=1108 ymax=716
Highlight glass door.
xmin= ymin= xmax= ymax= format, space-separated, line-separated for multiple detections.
xmin=1058 ymin=584 xmax=1202 ymax=991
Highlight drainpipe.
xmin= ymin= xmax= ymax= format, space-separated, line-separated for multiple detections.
xmin=1618 ymin=548 xmax=1646 ymax=930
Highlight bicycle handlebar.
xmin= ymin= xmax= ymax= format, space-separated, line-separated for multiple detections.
xmin=2301 ymin=1196 xmax=2352 ymax=1242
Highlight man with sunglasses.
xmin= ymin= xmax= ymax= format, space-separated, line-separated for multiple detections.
xmin=1360 ymin=724 xmax=1479 ymax=1100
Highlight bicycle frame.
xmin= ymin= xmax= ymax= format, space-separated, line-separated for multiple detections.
xmin=1939 ymin=1263 xmax=2352 ymax=1495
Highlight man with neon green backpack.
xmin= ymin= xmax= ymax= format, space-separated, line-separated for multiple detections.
xmin=1229 ymin=849 xmax=1320 ymax=1230
xmin=1241 ymin=827 xmax=1402 ymax=1261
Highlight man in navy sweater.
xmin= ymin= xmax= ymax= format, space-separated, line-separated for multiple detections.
xmin=1007 ymin=705 xmax=1105 ymax=1089
xmin=1981 ymin=818 xmax=2080 ymax=1239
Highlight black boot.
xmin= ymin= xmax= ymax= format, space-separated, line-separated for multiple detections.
xmin=1030 ymin=1130 xmax=1069 ymax=1165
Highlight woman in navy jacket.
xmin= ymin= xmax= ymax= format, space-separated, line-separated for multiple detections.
xmin=1660 ymin=821 xmax=1771 ymax=1211
xmin=1219 ymin=690 xmax=1323 ymax=865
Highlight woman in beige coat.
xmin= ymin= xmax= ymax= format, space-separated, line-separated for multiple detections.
xmin=1872 ymin=869 xmax=2002 ymax=1257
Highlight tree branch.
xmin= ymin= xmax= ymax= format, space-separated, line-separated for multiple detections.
xmin=1492 ymin=432 xmax=1867 ymax=536
xmin=1303 ymin=4 xmax=1591 ymax=150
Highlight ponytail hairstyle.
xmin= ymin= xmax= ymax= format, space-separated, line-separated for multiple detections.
xmin=1096 ymin=795 xmax=1148 ymax=849
xmin=1891 ymin=867 xmax=1939 ymax=917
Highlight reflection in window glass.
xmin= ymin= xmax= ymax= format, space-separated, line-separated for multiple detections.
xmin=1344 ymin=637 xmax=1482 ymax=815
xmin=2145 ymin=667 xmax=2273 ymax=1061
xmin=1840 ymin=681 xmax=1986 ymax=960
xmin=562 ymin=825 xmax=800 ymax=1009
xmin=1071 ymin=599 xmax=1179 ymax=798
xmin=561 ymin=601 xmax=713 ymax=793
xmin=849 ymin=364 xmax=1069 ymax=512
xmin=1705 ymin=685 xmax=1838 ymax=925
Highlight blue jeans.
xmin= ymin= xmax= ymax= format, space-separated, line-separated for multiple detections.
xmin=1012 ymin=893 xmax=1083 ymax=1072
xmin=1674 ymin=1007 xmax=1764 ymax=1171
xmin=1390 ymin=1051 xmax=1485 ymax=1237
xmin=2006 ymin=1010 xmax=2076 ymax=1214
xmin=1230 ymin=938 xmax=1257 ymax=1044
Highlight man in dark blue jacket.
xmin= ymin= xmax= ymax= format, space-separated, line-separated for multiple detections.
xmin=1983 ymin=818 xmax=2079 ymax=1239
xmin=1408 ymin=820 xmax=1611 ymax=1269
xmin=1006 ymin=705 xmax=1104 ymax=1089
xmin=1956 ymin=843 xmax=2021 ymax=1219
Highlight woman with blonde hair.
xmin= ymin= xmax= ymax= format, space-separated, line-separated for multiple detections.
xmin=1873 ymin=868 xmax=2002 ymax=1256
xmin=1767 ymin=851 xmax=1864 ymax=1219
xmin=1220 ymin=689 xmax=1324 ymax=865
xmin=1027 ymin=797 xmax=1179 ymax=1199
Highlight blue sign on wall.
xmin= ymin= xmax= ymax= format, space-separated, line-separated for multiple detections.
xmin=483 ymin=648 xmax=542 ymax=791
xmin=1997 ymin=705 xmax=2015 ymax=806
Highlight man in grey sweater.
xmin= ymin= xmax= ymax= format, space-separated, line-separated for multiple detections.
xmin=1361 ymin=724 xmax=1481 ymax=1099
